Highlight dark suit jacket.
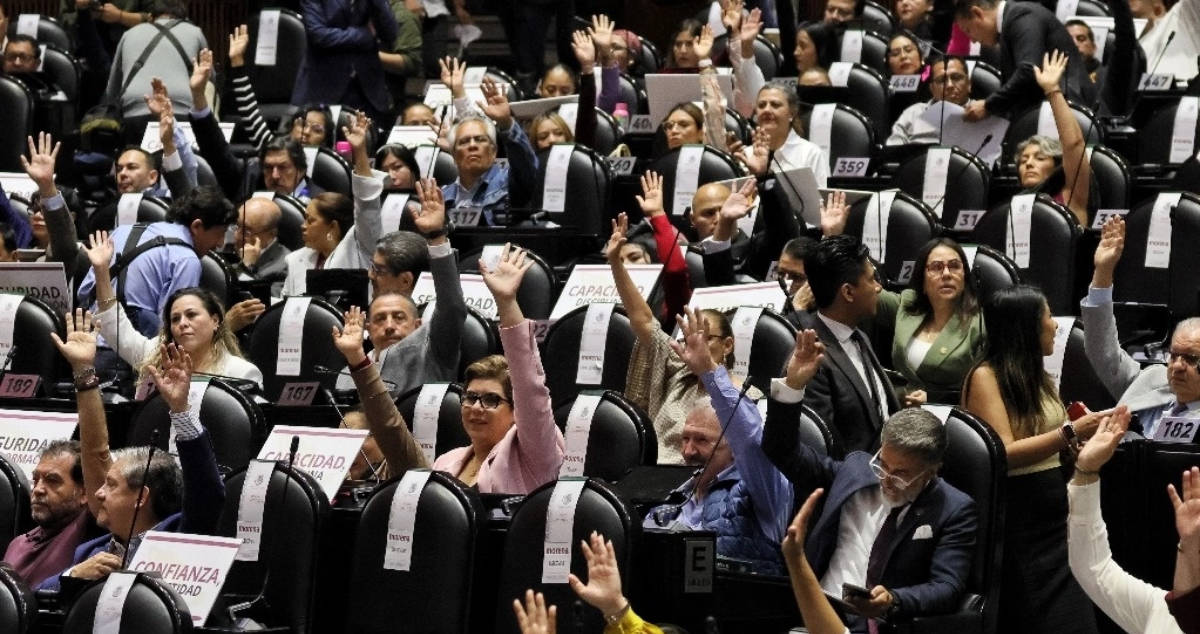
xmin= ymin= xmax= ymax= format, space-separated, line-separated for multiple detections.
xmin=803 ymin=314 xmax=900 ymax=454
xmin=292 ymin=0 xmax=398 ymax=114
xmin=986 ymin=1 xmax=1097 ymax=116
xmin=245 ymin=239 xmax=290 ymax=297
xmin=764 ymin=396 xmax=977 ymax=619
xmin=190 ymin=109 xmax=324 ymax=202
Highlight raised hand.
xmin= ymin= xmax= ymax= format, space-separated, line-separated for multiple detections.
xmin=572 ymin=29 xmax=596 ymax=71
xmin=1093 ymin=215 xmax=1125 ymax=279
xmin=605 ymin=212 xmax=631 ymax=264
xmin=1034 ymin=49 xmax=1068 ymax=96
xmin=819 ymin=190 xmax=849 ymax=237
xmin=413 ymin=178 xmax=447 ymax=243
xmin=147 ymin=343 xmax=194 ymax=413
xmin=20 ymin=133 xmax=60 ymax=193
xmin=342 ymin=110 xmax=372 ymax=153
xmin=83 ymin=231 xmax=115 ymax=272
xmin=190 ymin=48 xmax=214 ymax=109
xmin=439 ymin=56 xmax=467 ymax=99
xmin=568 ymin=532 xmax=628 ymax=619
xmin=635 ymin=171 xmax=665 ymax=217
xmin=1172 ymin=467 xmax=1200 ymax=546
xmin=478 ymin=76 xmax=513 ymax=128
xmin=512 ymin=589 xmax=557 ymax=634
xmin=740 ymin=8 xmax=763 ymax=56
xmin=590 ymin=14 xmax=614 ymax=65
xmin=669 ymin=306 xmax=719 ymax=376
xmin=480 ymin=243 xmax=533 ymax=303
xmin=143 ymin=77 xmax=172 ymax=117
xmin=739 ymin=126 xmax=770 ymax=175
xmin=159 ymin=99 xmax=177 ymax=154
xmin=781 ymin=488 xmax=823 ymax=566
xmin=719 ymin=178 xmax=757 ymax=223
xmin=331 ymin=305 xmax=367 ymax=365
xmin=1075 ymin=406 xmax=1130 ymax=476
xmin=50 ymin=308 xmax=98 ymax=370
xmin=228 ymin=24 xmax=250 ymax=67
xmin=785 ymin=329 xmax=825 ymax=390
xmin=721 ymin=0 xmax=744 ymax=33
xmin=695 ymin=24 xmax=716 ymax=62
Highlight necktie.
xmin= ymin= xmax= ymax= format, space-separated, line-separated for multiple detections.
xmin=866 ymin=505 xmax=903 ymax=588
xmin=852 ymin=330 xmax=884 ymax=418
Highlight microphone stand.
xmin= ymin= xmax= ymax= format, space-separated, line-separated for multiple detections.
xmin=924 ymin=133 xmax=994 ymax=220
xmin=120 ymin=427 xmax=160 ymax=570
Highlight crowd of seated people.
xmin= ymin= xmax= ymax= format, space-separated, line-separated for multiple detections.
xmin=2 ymin=0 xmax=1200 ymax=631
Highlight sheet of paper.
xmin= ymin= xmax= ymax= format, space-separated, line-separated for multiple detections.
xmin=576 ymin=303 xmax=614 ymax=385
xmin=644 ymin=74 xmax=735 ymax=125
xmin=303 ymin=147 xmax=318 ymax=178
xmin=235 ymin=460 xmax=274 ymax=561
xmin=384 ymin=469 xmax=434 ymax=571
xmin=542 ymin=144 xmax=573 ymax=212
xmin=117 ymin=193 xmax=142 ymax=226
xmin=386 ymin=126 xmax=438 ymax=148
xmin=542 ymin=479 xmax=587 ymax=583
xmin=413 ymin=383 xmax=451 ymax=464
xmin=128 ymin=532 xmax=242 ymax=626
xmin=1007 ymin=194 xmax=1035 ymax=268
xmin=921 ymin=147 xmax=952 ymax=213
xmin=256 ymin=425 xmax=368 ymax=501
xmin=549 ymin=264 xmax=662 ymax=321
xmin=828 ymin=62 xmax=852 ymax=87
xmin=1145 ymin=192 xmax=1181 ymax=268
xmin=1056 ymin=0 xmax=1080 ymax=21
xmin=255 ymin=10 xmax=280 ymax=66
xmin=276 ymin=297 xmax=311 ymax=376
xmin=1036 ymin=101 xmax=1057 ymax=139
xmin=560 ymin=394 xmax=602 ymax=477
xmin=1044 ymin=316 xmax=1076 ymax=390
xmin=861 ymin=190 xmax=897 ymax=264
xmin=731 ymin=306 xmax=763 ymax=381
xmin=672 ymin=145 xmax=705 ymax=215
xmin=0 ymin=409 xmax=77 ymax=479
xmin=810 ymin=104 xmax=836 ymax=161
xmin=920 ymin=101 xmax=1009 ymax=165
xmin=16 ymin=14 xmax=39 ymax=37
xmin=557 ymin=103 xmax=580 ymax=133
xmin=1171 ymin=96 xmax=1199 ymax=164
xmin=0 ymin=294 xmax=22 ymax=364
xmin=840 ymin=30 xmax=863 ymax=63
xmin=381 ymin=193 xmax=410 ymax=232
xmin=93 ymin=572 xmax=138 ymax=634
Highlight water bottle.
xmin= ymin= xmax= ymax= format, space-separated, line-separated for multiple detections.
xmin=335 ymin=140 xmax=353 ymax=162
xmin=612 ymin=102 xmax=630 ymax=131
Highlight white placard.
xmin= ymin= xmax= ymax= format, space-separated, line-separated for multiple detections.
xmin=628 ymin=114 xmax=655 ymax=135
xmin=0 ymin=294 xmax=21 ymax=364
xmin=890 ymin=74 xmax=921 ymax=93
xmin=1145 ymin=192 xmax=1181 ymax=268
xmin=93 ymin=572 xmax=137 ymax=634
xmin=0 ymin=409 xmax=77 ymax=479
xmin=961 ymin=245 xmax=978 ymax=267
xmin=386 ymin=126 xmax=438 ymax=148
xmin=1139 ymin=73 xmax=1175 ymax=91
xmin=141 ymin=121 xmax=234 ymax=154
xmin=921 ymin=404 xmax=953 ymax=423
xmin=380 ymin=193 xmax=409 ymax=232
xmin=463 ymin=66 xmax=487 ymax=84
xmin=383 ymin=469 xmax=434 ymax=571
xmin=840 ymin=30 xmax=863 ymax=63
xmin=1044 ymin=316 xmax=1076 ymax=391
xmin=917 ymin=101 xmax=1009 ymax=166
xmin=414 ymin=145 xmax=439 ymax=180
xmin=832 ymin=157 xmax=869 ymax=177
xmin=16 ymin=14 xmax=39 ymax=37
xmin=688 ymin=282 xmax=786 ymax=313
xmin=117 ymin=193 xmax=142 ymax=226
xmin=1056 ymin=0 xmax=1080 ymax=21
xmin=560 ymin=394 xmax=601 ymax=477
xmin=276 ymin=297 xmax=311 ymax=376
xmin=550 ymin=264 xmax=662 ymax=321
xmin=861 ymin=190 xmax=897 ymax=264
xmin=542 ymin=479 xmax=587 ymax=584
xmin=896 ymin=259 xmax=916 ymax=284
xmin=234 ymin=460 xmax=274 ymax=562
xmin=672 ymin=145 xmax=705 ymax=216
xmin=557 ymin=103 xmax=580 ymax=133
xmin=1171 ymin=97 xmax=1199 ymax=164
xmin=0 ymin=262 xmax=70 ymax=318
xmin=954 ymin=209 xmax=984 ymax=232
xmin=828 ymin=62 xmax=852 ymax=87
xmin=128 ymin=531 xmax=241 ymax=626
xmin=542 ymin=144 xmax=573 ymax=212
xmin=810 ymin=104 xmax=835 ymax=162
xmin=411 ymin=271 xmax=494 ymax=318
xmin=303 ymin=147 xmax=318 ymax=178
xmin=969 ymin=41 xmax=981 ymax=56
xmin=412 ymin=383 xmax=451 ymax=464
xmin=1153 ymin=413 xmax=1200 ymax=444
xmin=256 ymin=425 xmax=368 ymax=501
xmin=1092 ymin=25 xmax=1111 ymax=59
xmin=1091 ymin=209 xmax=1129 ymax=230
xmin=922 ymin=148 xmax=952 ymax=213
xmin=1006 ymin=194 xmax=1034 ymax=267
xmin=608 ymin=156 xmax=636 ymax=176
xmin=0 ymin=172 xmax=38 ymax=200
xmin=1036 ymin=101 xmax=1058 ymax=139
xmin=730 ymin=306 xmax=763 ymax=381
xmin=576 ymin=303 xmax=614 ymax=385
xmin=329 ymin=105 xmax=343 ymax=132
xmin=255 ymin=10 xmax=280 ymax=66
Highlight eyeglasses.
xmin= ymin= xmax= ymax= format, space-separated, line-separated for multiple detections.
xmin=925 ymin=259 xmax=964 ymax=275
xmin=4 ymin=52 xmax=35 ymax=63
xmin=461 ymin=390 xmax=511 ymax=409
xmin=1169 ymin=350 xmax=1200 ymax=368
xmin=869 ymin=450 xmax=927 ymax=489
xmin=455 ymin=134 xmax=491 ymax=148
xmin=368 ymin=261 xmax=396 ymax=277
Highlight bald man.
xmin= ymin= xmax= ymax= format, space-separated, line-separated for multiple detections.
xmin=235 ymin=197 xmax=290 ymax=294
xmin=689 ymin=182 xmax=760 ymax=285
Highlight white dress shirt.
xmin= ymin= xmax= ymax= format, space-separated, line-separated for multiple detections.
xmin=817 ymin=312 xmax=889 ymax=420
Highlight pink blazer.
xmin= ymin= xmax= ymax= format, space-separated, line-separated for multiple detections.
xmin=433 ymin=319 xmax=565 ymax=494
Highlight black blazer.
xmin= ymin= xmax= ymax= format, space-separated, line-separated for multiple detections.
xmin=986 ymin=1 xmax=1096 ymax=116
xmin=802 ymin=314 xmax=900 ymax=454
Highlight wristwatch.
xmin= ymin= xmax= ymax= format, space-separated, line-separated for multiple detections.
xmin=1061 ymin=421 xmax=1078 ymax=448
xmin=423 ymin=221 xmax=454 ymax=240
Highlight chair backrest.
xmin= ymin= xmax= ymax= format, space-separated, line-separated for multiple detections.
xmin=531 ymin=144 xmax=611 ymax=236
xmin=840 ymin=63 xmax=891 ymax=141
xmin=271 ymin=193 xmax=307 ymax=251
xmin=894 ymin=145 xmax=991 ymax=230
xmin=752 ymin=35 xmax=783 ymax=80
xmin=6 ymin=14 xmax=70 ymax=50
xmin=1169 ymin=193 xmax=1200 ymax=318
xmin=615 ymin=73 xmax=645 ymax=114
xmin=417 ymin=302 xmax=502 ymax=377
xmin=246 ymin=9 xmax=307 ymax=104
xmin=800 ymin=102 xmax=876 ymax=170
xmin=968 ymin=60 xmax=1002 ymax=101
xmin=590 ymin=107 xmax=621 ymax=155
xmin=198 ymin=252 xmax=234 ymax=310
xmin=485 ymin=67 xmax=525 ymax=102
xmin=725 ymin=307 xmax=797 ymax=395
xmin=795 ymin=404 xmax=841 ymax=459
xmin=632 ymin=37 xmax=662 ymax=76
xmin=967 ymin=243 xmax=1021 ymax=302
xmin=541 ymin=304 xmax=636 ymax=410
xmin=684 ymin=247 xmax=708 ymax=288
xmin=216 ymin=462 xmax=329 ymax=634
xmin=0 ymin=453 xmax=30 ymax=556
xmin=940 ymin=407 xmax=1006 ymax=634
xmin=246 ymin=297 xmax=344 ymax=400
xmin=8 ymin=295 xmax=66 ymax=384
xmin=0 ymin=563 xmax=34 ymax=634
xmin=1112 ymin=193 xmax=1175 ymax=306
xmin=648 ymin=145 xmax=742 ymax=222
xmin=1088 ymin=144 xmax=1131 ymax=211
xmin=493 ymin=478 xmax=637 ymax=634
xmin=1002 ymin=101 xmax=1104 ymax=164
xmin=61 ymin=573 xmax=192 ymax=633
xmin=1076 ymin=0 xmax=1113 ymax=16
xmin=0 ymin=76 xmax=33 ymax=171
xmin=127 ymin=378 xmax=266 ymax=475
xmin=308 ymin=146 xmax=352 ymax=196
xmin=836 ymin=29 xmax=890 ymax=74
xmin=1059 ymin=319 xmax=1117 ymax=410
xmin=348 ymin=471 xmax=483 ymax=634
xmin=38 ymin=44 xmax=80 ymax=104
xmin=459 ymin=246 xmax=558 ymax=320
xmin=193 ymin=153 xmax=219 ymax=190
xmin=972 ymin=194 xmax=1081 ymax=314
xmin=860 ymin=1 xmax=896 ymax=35
xmin=395 ymin=383 xmax=469 ymax=458
xmin=552 ymin=390 xmax=657 ymax=480
xmin=844 ymin=191 xmax=939 ymax=285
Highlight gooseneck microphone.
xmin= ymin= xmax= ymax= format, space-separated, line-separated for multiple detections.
xmin=120 ymin=427 xmax=160 ymax=570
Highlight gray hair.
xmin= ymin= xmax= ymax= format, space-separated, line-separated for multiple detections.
xmin=1174 ymin=318 xmax=1200 ymax=340
xmin=375 ymin=230 xmax=428 ymax=276
xmin=111 ymin=446 xmax=183 ymax=522
xmin=880 ymin=408 xmax=947 ymax=466
xmin=1015 ymin=135 xmax=1063 ymax=164
xmin=448 ymin=114 xmax=498 ymax=148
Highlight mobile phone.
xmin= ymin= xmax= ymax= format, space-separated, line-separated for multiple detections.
xmin=1068 ymin=401 xmax=1090 ymax=421
xmin=842 ymin=582 xmax=872 ymax=600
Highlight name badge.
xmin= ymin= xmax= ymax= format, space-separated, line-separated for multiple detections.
xmin=0 ymin=373 xmax=39 ymax=398
xmin=832 ymin=157 xmax=869 ymax=177
xmin=890 ymin=74 xmax=921 ymax=93
xmin=1154 ymin=414 xmax=1200 ymax=444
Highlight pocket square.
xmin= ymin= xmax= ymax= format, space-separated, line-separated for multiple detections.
xmin=912 ymin=524 xmax=933 ymax=540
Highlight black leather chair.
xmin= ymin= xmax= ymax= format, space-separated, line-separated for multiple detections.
xmin=193 ymin=154 xmax=219 ymax=190
xmin=836 ymin=29 xmax=890 ymax=75
xmin=800 ymin=102 xmax=876 ymax=173
xmin=531 ymin=143 xmax=611 ymax=236
xmin=0 ymin=453 xmax=30 ymax=555
xmin=1075 ymin=0 xmax=1113 ymax=14
xmin=968 ymin=61 xmax=1002 ymax=101
xmin=246 ymin=9 xmax=307 ymax=129
xmin=895 ymin=146 xmax=991 ymax=230
xmin=347 ymin=471 xmax=483 ymax=634
xmin=814 ymin=63 xmax=891 ymax=142
xmin=685 ymin=247 xmax=708 ymax=288
xmin=485 ymin=67 xmax=525 ymax=102
xmin=246 ymin=297 xmax=344 ymax=401
xmin=589 ymin=108 xmax=622 ymax=155
xmin=972 ymin=194 xmax=1081 ymax=315
xmin=1002 ymin=101 xmax=1104 ymax=163
xmin=552 ymin=390 xmax=657 ymax=480
xmin=415 ymin=302 xmax=501 ymax=377
xmin=0 ymin=563 xmax=34 ymax=634
xmin=5 ymin=14 xmax=71 ymax=50
xmin=39 ymin=44 xmax=80 ymax=106
xmin=1111 ymin=193 xmax=1182 ymax=308
xmin=0 ymin=76 xmax=33 ymax=171
xmin=214 ymin=462 xmax=329 ymax=634
xmin=395 ymin=383 xmax=468 ymax=458
xmin=632 ymin=36 xmax=662 ymax=76
xmin=1169 ymin=193 xmax=1200 ymax=319
xmin=724 ymin=108 xmax=754 ymax=146
xmin=1059 ymin=319 xmax=1117 ymax=410
xmin=198 ymin=252 xmax=234 ymax=311
xmin=492 ymin=478 xmax=637 ymax=634
xmin=615 ymin=73 xmax=645 ymax=114
xmin=61 ymin=573 xmax=192 ymax=633
xmin=459 ymin=246 xmax=558 ymax=320
xmin=844 ymin=191 xmax=939 ymax=286
xmin=967 ymin=244 xmax=1021 ymax=302
xmin=796 ymin=404 xmax=841 ymax=459
xmin=647 ymin=145 xmax=742 ymax=223
xmin=308 ymin=146 xmax=352 ymax=196
xmin=541 ymin=304 xmax=636 ymax=411
xmin=895 ymin=408 xmax=1006 ymax=634
xmin=1088 ymin=144 xmax=1131 ymax=211
xmin=723 ymin=307 xmax=797 ymax=395
xmin=860 ymin=0 xmax=896 ymax=35
xmin=127 ymin=378 xmax=267 ymax=475
xmin=130 ymin=196 xmax=170 ymax=225
xmin=752 ymin=35 xmax=783 ymax=80
xmin=7 ymin=295 xmax=66 ymax=385
xmin=270 ymin=193 xmax=306 ymax=251
xmin=421 ymin=146 xmax=459 ymax=186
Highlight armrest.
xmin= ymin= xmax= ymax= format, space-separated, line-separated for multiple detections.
xmin=889 ymin=593 xmax=983 ymax=634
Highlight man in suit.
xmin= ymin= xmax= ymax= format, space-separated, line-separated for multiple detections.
xmin=293 ymin=0 xmax=398 ymax=123
xmin=765 ymin=335 xmax=977 ymax=630
xmin=801 ymin=235 xmax=900 ymax=453
xmin=235 ymin=196 xmax=290 ymax=294
xmin=954 ymin=0 xmax=1096 ymax=120
xmin=1082 ymin=218 xmax=1200 ymax=439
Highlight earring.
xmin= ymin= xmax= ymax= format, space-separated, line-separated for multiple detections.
xmin=326 ymin=231 xmax=333 ymax=241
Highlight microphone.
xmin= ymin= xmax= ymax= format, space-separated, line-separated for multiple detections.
xmin=1124 ymin=30 xmax=1175 ymax=123
xmin=120 ymin=427 xmax=160 ymax=569
xmin=924 ymin=133 xmax=994 ymax=221
xmin=313 ymin=363 xmax=398 ymax=390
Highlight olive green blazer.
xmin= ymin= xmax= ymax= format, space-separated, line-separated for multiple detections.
xmin=877 ymin=289 xmax=986 ymax=405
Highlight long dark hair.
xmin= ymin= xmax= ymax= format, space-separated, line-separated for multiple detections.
xmin=978 ymin=285 xmax=1056 ymax=439
xmin=905 ymin=238 xmax=979 ymax=319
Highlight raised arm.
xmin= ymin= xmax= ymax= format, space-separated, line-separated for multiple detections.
xmin=145 ymin=78 xmax=197 ymax=199
xmin=50 ymin=309 xmax=109 ymax=518
xmin=1080 ymin=217 xmax=1142 ymax=399
xmin=728 ymin=3 xmax=766 ymax=117
xmin=414 ymin=178 xmax=465 ymax=369
xmin=227 ymin=25 xmax=273 ymax=150
xmin=189 ymin=49 xmax=246 ymax=202
xmin=571 ymin=29 xmax=599 ymax=150
xmin=480 ymin=77 xmax=539 ymax=209
xmin=345 ymin=110 xmax=384 ymax=259
xmin=637 ymin=171 xmax=691 ymax=319
xmin=782 ymin=490 xmax=851 ymax=634
xmin=83 ymin=230 xmax=155 ymax=369
xmin=1035 ymin=50 xmax=1090 ymax=223
xmin=20 ymin=133 xmax=77 ymax=275
xmin=333 ymin=306 xmax=428 ymax=472
xmin=765 ymin=330 xmax=839 ymax=489
xmin=590 ymin=15 xmax=621 ymax=113
xmin=605 ymin=212 xmax=657 ymax=341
